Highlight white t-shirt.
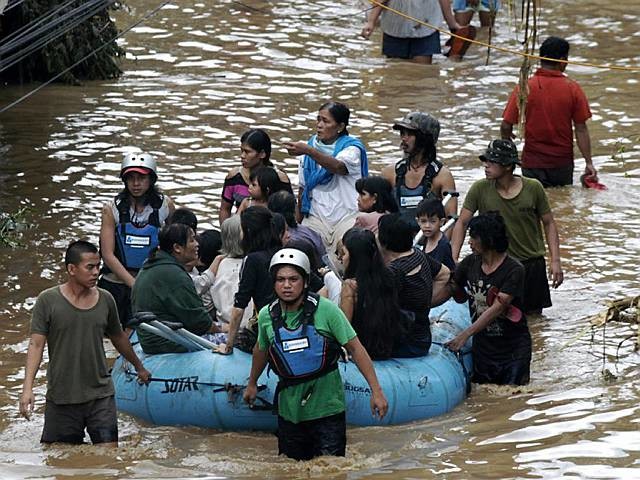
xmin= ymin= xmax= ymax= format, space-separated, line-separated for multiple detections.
xmin=323 ymin=271 xmax=342 ymax=305
xmin=298 ymin=146 xmax=363 ymax=226
xmin=211 ymin=257 xmax=253 ymax=328
xmin=189 ymin=267 xmax=215 ymax=313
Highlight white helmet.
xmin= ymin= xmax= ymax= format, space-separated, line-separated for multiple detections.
xmin=269 ymin=248 xmax=311 ymax=277
xmin=120 ymin=152 xmax=157 ymax=179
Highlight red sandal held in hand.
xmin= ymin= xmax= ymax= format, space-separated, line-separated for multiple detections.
xmin=444 ymin=25 xmax=477 ymax=60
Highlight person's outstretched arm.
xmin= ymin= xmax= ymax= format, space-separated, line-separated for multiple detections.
xmin=446 ymin=293 xmax=513 ymax=351
xmin=285 ymin=142 xmax=348 ymax=175
xmin=438 ymin=0 xmax=461 ymax=30
xmin=243 ymin=344 xmax=269 ymax=405
xmin=500 ymin=120 xmax=515 ymax=140
xmin=100 ymin=205 xmax=136 ymax=288
xmin=109 ymin=331 xmax=151 ymax=384
xmin=361 ymin=4 xmax=385 ymax=39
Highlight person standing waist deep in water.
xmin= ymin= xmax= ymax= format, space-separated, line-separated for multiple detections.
xmin=19 ymin=240 xmax=150 ymax=445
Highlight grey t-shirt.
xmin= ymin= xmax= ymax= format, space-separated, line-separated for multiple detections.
xmin=380 ymin=0 xmax=443 ymax=38
xmin=30 ymin=286 xmax=122 ymax=404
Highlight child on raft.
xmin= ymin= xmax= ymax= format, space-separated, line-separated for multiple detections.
xmin=236 ymin=166 xmax=289 ymax=215
xmin=219 ymin=129 xmax=292 ymax=223
xmin=415 ymin=198 xmax=455 ymax=271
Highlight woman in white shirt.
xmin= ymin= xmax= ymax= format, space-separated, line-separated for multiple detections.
xmin=285 ymin=101 xmax=369 ymax=257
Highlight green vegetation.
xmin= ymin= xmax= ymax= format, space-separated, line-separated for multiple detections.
xmin=0 ymin=207 xmax=30 ymax=247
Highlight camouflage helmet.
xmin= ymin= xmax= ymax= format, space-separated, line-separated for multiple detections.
xmin=479 ymin=139 xmax=520 ymax=165
xmin=392 ymin=112 xmax=440 ymax=143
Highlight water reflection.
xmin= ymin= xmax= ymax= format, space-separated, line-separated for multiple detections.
xmin=0 ymin=0 xmax=639 ymax=477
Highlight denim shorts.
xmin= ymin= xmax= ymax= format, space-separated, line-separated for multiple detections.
xmin=382 ymin=31 xmax=441 ymax=59
xmin=453 ymin=0 xmax=500 ymax=12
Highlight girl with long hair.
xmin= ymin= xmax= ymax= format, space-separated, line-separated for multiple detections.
xmin=219 ymin=129 xmax=292 ymax=223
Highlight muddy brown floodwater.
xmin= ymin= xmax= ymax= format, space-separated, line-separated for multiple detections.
xmin=0 ymin=0 xmax=639 ymax=478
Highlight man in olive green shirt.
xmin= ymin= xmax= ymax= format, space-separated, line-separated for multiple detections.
xmin=243 ymin=248 xmax=388 ymax=460
xmin=451 ymin=140 xmax=563 ymax=314
xmin=19 ymin=240 xmax=150 ymax=444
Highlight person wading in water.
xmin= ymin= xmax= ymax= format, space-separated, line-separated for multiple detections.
xmin=382 ymin=112 xmax=457 ymax=231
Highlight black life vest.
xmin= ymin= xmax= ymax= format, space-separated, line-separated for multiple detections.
xmin=267 ymin=292 xmax=342 ymax=388
xmin=395 ymin=158 xmax=443 ymax=218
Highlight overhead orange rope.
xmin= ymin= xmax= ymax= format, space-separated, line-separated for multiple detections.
xmin=367 ymin=0 xmax=640 ymax=72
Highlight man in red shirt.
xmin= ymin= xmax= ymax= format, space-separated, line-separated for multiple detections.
xmin=500 ymin=37 xmax=597 ymax=187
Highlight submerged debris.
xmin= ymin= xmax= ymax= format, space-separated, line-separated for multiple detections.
xmin=0 ymin=207 xmax=30 ymax=247
xmin=590 ymin=296 xmax=640 ymax=328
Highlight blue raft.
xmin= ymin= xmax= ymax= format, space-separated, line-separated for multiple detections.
xmin=112 ymin=299 xmax=472 ymax=431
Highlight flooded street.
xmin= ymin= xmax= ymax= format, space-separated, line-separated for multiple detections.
xmin=0 ymin=0 xmax=639 ymax=478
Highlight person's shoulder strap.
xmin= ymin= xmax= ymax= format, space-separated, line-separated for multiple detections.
xmin=148 ymin=193 xmax=164 ymax=226
xmin=394 ymin=159 xmax=409 ymax=196
xmin=301 ymin=292 xmax=320 ymax=325
xmin=422 ymin=158 xmax=443 ymax=192
xmin=115 ymin=195 xmax=130 ymax=224
xmin=395 ymin=158 xmax=408 ymax=177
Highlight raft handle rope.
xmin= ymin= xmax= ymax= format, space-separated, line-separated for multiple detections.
xmin=0 ymin=0 xmax=175 ymax=115
xmin=432 ymin=341 xmax=472 ymax=395
xmin=122 ymin=370 xmax=274 ymax=410
xmin=367 ymin=0 xmax=640 ymax=72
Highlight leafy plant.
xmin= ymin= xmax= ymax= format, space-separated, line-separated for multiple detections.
xmin=0 ymin=207 xmax=30 ymax=247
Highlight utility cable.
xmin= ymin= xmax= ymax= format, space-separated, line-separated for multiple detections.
xmin=1 ymin=0 xmax=79 ymax=49
xmin=0 ymin=0 xmax=117 ymax=73
xmin=0 ymin=0 xmax=174 ymax=114
xmin=366 ymin=0 xmax=640 ymax=72
xmin=1 ymin=0 xmax=26 ymax=14
xmin=1 ymin=0 xmax=111 ymax=54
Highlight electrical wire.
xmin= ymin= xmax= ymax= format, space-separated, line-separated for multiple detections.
xmin=1 ymin=0 xmax=27 ymax=14
xmin=1 ymin=0 xmax=80 ymax=49
xmin=367 ymin=0 xmax=640 ymax=72
xmin=0 ymin=0 xmax=175 ymax=115
xmin=0 ymin=0 xmax=117 ymax=73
